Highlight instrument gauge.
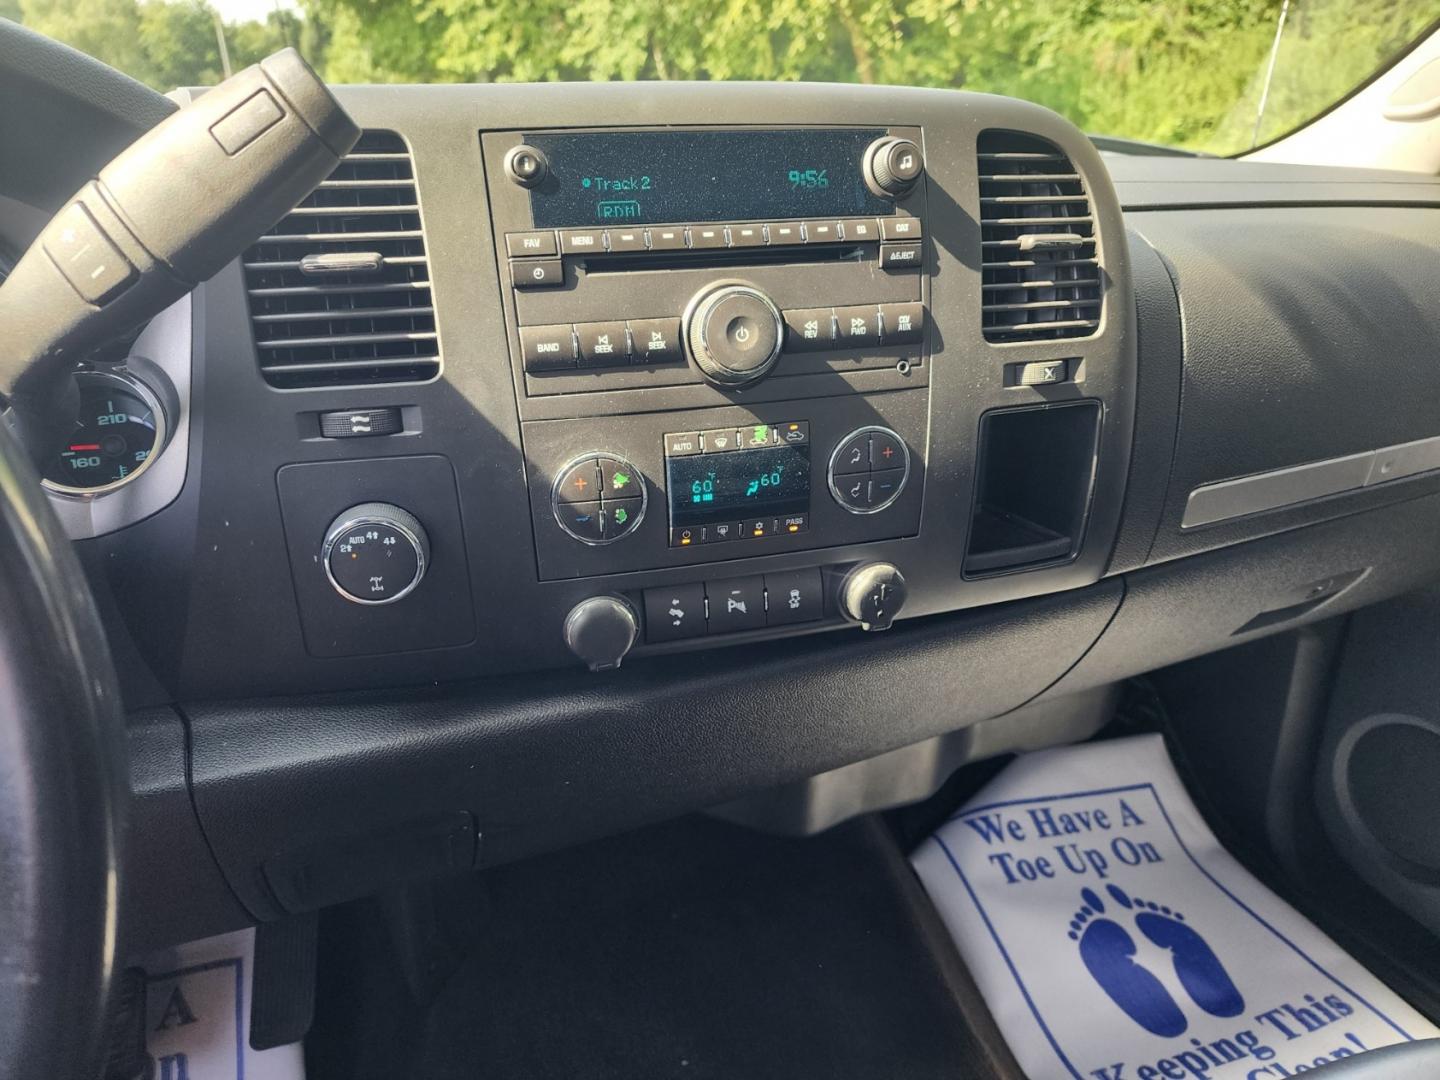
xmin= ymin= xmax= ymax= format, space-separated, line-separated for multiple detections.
xmin=42 ymin=370 xmax=168 ymax=496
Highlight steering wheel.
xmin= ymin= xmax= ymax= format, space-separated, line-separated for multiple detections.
xmin=0 ymin=417 xmax=126 ymax=1080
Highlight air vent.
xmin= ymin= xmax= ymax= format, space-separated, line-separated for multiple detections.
xmin=978 ymin=131 xmax=1101 ymax=343
xmin=243 ymin=131 xmax=438 ymax=388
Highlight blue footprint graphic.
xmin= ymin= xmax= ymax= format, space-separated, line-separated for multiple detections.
xmin=1068 ymin=887 xmax=1188 ymax=1037
xmin=1106 ymin=884 xmax=1245 ymax=1019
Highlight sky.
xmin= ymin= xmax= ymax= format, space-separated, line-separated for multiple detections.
xmin=210 ymin=0 xmax=298 ymax=22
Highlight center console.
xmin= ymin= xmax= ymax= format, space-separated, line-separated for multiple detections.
xmin=148 ymin=83 xmax=1137 ymax=696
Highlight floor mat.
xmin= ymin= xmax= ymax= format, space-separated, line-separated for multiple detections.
xmin=394 ymin=815 xmax=1004 ymax=1080
xmin=141 ymin=927 xmax=306 ymax=1080
xmin=911 ymin=734 xmax=1439 ymax=1080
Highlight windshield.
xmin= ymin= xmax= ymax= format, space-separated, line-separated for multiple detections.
xmin=7 ymin=0 xmax=1435 ymax=155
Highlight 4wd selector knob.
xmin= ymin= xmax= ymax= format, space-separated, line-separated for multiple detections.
xmin=322 ymin=502 xmax=430 ymax=605
xmin=685 ymin=283 xmax=784 ymax=387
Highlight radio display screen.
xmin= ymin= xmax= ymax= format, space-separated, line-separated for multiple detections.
xmin=667 ymin=443 xmax=810 ymax=529
xmin=523 ymin=128 xmax=892 ymax=227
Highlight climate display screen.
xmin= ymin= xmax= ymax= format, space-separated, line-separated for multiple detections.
xmin=667 ymin=443 xmax=810 ymax=529
xmin=524 ymin=128 xmax=891 ymax=227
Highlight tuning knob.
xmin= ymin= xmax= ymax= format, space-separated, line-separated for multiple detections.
xmin=840 ymin=562 xmax=907 ymax=631
xmin=564 ymin=596 xmax=639 ymax=671
xmin=864 ymin=137 xmax=924 ymax=197
xmin=684 ymin=282 xmax=784 ymax=387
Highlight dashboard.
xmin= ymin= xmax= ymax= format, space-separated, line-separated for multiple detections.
xmin=10 ymin=74 xmax=1440 ymax=947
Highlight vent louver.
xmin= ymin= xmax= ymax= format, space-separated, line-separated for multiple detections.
xmin=243 ymin=131 xmax=438 ymax=388
xmin=978 ymin=131 xmax=1101 ymax=342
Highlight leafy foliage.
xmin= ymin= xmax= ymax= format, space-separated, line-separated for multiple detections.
xmin=10 ymin=0 xmax=1436 ymax=154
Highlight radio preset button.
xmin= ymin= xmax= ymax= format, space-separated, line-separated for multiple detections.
xmin=706 ymin=576 xmax=766 ymax=633
xmin=555 ymin=459 xmax=601 ymax=504
xmin=804 ymin=221 xmax=839 ymax=244
xmin=729 ymin=223 xmax=765 ymax=247
xmin=628 ymin=318 xmax=683 ymax=364
xmin=879 ymin=241 xmax=923 ymax=270
xmin=506 ymin=230 xmax=558 ymax=257
xmin=645 ymin=583 xmax=706 ymax=642
xmin=519 ymin=324 xmax=576 ymax=372
xmin=559 ymin=229 xmax=607 ymax=254
xmin=783 ymin=308 xmax=834 ymax=352
xmin=767 ymin=222 xmax=803 ymax=246
xmin=576 ymin=321 xmax=629 ymax=366
xmin=649 ymin=226 xmax=687 ymax=250
xmin=608 ymin=227 xmax=647 ymax=252
xmin=835 ymin=305 xmax=882 ymax=347
xmin=882 ymin=302 xmax=925 ymax=345
xmin=880 ymin=217 xmax=922 ymax=241
xmin=689 ymin=225 xmax=727 ymax=249
xmin=512 ymin=258 xmax=563 ymax=288
xmin=664 ymin=432 xmax=701 ymax=456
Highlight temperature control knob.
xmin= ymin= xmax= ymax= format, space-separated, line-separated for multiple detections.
xmin=564 ymin=596 xmax=639 ymax=672
xmin=322 ymin=502 xmax=430 ymax=605
xmin=840 ymin=562 xmax=907 ymax=631
xmin=685 ymin=283 xmax=784 ymax=387
xmin=864 ymin=137 xmax=924 ymax=197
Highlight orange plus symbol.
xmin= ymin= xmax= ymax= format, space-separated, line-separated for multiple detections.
xmin=881 ymin=446 xmax=895 ymax=460
xmin=573 ymin=475 xmax=589 ymax=492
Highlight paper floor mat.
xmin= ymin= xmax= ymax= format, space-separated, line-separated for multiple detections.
xmin=911 ymin=734 xmax=1439 ymax=1080
xmin=141 ymin=927 xmax=305 ymax=1080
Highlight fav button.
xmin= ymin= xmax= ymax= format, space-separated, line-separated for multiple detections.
xmin=644 ymin=583 xmax=707 ymax=642
xmin=706 ymin=576 xmax=766 ymax=633
xmin=764 ymin=568 xmax=824 ymax=626
xmin=505 ymin=230 xmax=558 ymax=257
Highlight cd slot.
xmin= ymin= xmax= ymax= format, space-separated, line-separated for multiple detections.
xmin=582 ymin=245 xmax=869 ymax=274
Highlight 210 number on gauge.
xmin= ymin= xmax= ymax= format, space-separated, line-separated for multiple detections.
xmin=44 ymin=375 xmax=162 ymax=492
